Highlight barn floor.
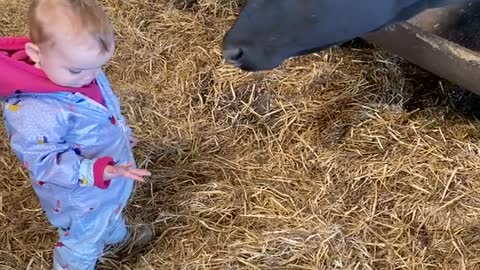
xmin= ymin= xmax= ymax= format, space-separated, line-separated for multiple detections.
xmin=2 ymin=0 xmax=480 ymax=269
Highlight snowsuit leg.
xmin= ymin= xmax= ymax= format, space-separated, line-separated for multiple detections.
xmin=51 ymin=203 xmax=131 ymax=269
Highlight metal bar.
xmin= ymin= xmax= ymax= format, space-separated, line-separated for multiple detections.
xmin=407 ymin=1 xmax=480 ymax=52
xmin=363 ymin=22 xmax=480 ymax=95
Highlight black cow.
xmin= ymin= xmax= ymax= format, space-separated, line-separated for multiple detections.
xmin=222 ymin=0 xmax=462 ymax=71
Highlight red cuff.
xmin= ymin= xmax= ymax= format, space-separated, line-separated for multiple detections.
xmin=93 ymin=156 xmax=114 ymax=189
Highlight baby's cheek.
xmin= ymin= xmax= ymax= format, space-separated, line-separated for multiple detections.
xmin=52 ymin=72 xmax=75 ymax=87
xmin=45 ymin=71 xmax=64 ymax=85
xmin=61 ymin=72 xmax=79 ymax=85
xmin=55 ymin=73 xmax=70 ymax=85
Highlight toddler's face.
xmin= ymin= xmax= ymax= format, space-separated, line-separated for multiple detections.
xmin=38 ymin=34 xmax=114 ymax=88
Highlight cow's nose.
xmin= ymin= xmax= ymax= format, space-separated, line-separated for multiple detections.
xmin=223 ymin=47 xmax=243 ymax=63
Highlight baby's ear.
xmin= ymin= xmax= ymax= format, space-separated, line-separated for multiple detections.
xmin=25 ymin=42 xmax=41 ymax=64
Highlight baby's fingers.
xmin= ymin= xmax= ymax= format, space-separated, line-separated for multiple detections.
xmin=118 ymin=162 xmax=135 ymax=168
xmin=130 ymin=168 xmax=152 ymax=176
xmin=124 ymin=170 xmax=147 ymax=182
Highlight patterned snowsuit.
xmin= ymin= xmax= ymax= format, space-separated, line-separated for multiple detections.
xmin=2 ymin=72 xmax=135 ymax=269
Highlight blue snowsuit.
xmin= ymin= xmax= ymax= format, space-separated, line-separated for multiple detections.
xmin=2 ymin=71 xmax=136 ymax=269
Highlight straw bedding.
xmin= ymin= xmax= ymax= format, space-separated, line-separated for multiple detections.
xmin=1 ymin=0 xmax=480 ymax=269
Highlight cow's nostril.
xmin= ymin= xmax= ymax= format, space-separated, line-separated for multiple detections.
xmin=224 ymin=48 xmax=243 ymax=62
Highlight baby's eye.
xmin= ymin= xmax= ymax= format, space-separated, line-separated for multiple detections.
xmin=68 ymin=69 xmax=82 ymax=74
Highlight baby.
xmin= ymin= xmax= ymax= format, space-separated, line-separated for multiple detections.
xmin=0 ymin=0 xmax=153 ymax=268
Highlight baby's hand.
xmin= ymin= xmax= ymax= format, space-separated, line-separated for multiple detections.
xmin=103 ymin=162 xmax=151 ymax=182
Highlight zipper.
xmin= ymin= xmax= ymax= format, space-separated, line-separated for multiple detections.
xmin=78 ymin=76 xmax=135 ymax=163
xmin=94 ymin=78 xmax=133 ymax=150
xmin=73 ymin=92 xmax=110 ymax=114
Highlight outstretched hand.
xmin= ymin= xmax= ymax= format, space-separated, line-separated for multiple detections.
xmin=104 ymin=162 xmax=151 ymax=182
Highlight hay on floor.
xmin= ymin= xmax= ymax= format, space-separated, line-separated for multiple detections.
xmin=1 ymin=0 xmax=480 ymax=269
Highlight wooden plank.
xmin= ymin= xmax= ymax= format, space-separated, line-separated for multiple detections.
xmin=362 ymin=1 xmax=480 ymax=95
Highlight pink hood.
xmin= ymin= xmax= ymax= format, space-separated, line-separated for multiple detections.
xmin=0 ymin=36 xmax=104 ymax=104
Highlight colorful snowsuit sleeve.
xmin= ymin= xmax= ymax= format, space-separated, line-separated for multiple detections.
xmin=3 ymin=96 xmax=113 ymax=189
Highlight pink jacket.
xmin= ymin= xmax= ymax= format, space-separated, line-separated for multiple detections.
xmin=0 ymin=36 xmax=104 ymax=103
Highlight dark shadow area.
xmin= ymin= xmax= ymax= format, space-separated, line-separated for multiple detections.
xmin=399 ymin=62 xmax=480 ymax=120
xmin=425 ymin=1 xmax=480 ymax=52
xmin=340 ymin=37 xmax=376 ymax=50
xmin=399 ymin=1 xmax=480 ymax=119
xmin=346 ymin=1 xmax=480 ymax=120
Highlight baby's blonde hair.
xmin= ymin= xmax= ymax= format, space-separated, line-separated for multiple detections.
xmin=28 ymin=0 xmax=114 ymax=53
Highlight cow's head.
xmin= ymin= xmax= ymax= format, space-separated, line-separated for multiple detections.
xmin=222 ymin=0 xmax=452 ymax=71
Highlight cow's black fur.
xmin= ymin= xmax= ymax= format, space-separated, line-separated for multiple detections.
xmin=222 ymin=0 xmax=460 ymax=71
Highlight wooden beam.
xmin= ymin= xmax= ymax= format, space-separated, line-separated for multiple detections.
xmin=362 ymin=1 xmax=480 ymax=95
